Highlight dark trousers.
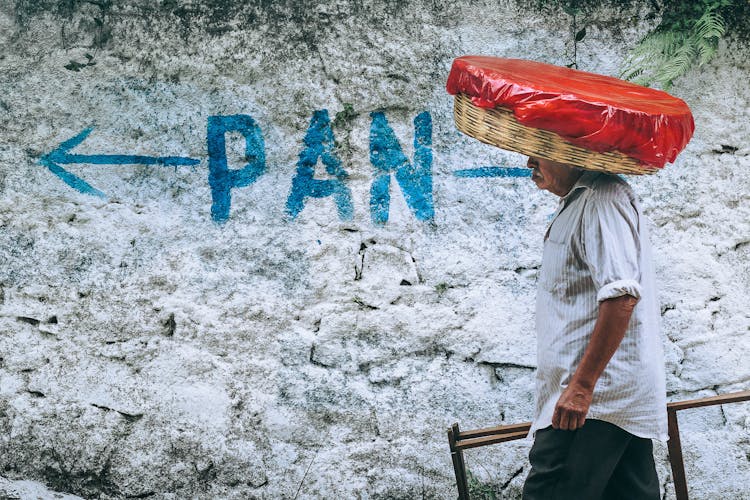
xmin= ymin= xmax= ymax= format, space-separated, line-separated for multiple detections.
xmin=522 ymin=419 xmax=660 ymax=500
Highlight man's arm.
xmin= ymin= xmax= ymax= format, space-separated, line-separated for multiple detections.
xmin=551 ymin=294 xmax=638 ymax=431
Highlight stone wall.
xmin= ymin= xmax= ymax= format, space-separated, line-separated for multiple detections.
xmin=1 ymin=1 xmax=748 ymax=498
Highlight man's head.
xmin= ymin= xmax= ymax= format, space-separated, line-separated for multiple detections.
xmin=527 ymin=157 xmax=584 ymax=197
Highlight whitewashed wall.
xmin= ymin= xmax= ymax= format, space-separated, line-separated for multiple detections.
xmin=1 ymin=1 xmax=748 ymax=498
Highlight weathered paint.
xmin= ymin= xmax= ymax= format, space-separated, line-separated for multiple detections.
xmin=369 ymin=111 xmax=433 ymax=224
xmin=454 ymin=166 xmax=531 ymax=178
xmin=207 ymin=115 xmax=266 ymax=223
xmin=39 ymin=128 xmax=200 ymax=199
xmin=286 ymin=109 xmax=353 ymax=221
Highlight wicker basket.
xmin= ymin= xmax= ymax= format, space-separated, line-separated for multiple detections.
xmin=453 ymin=93 xmax=658 ymax=175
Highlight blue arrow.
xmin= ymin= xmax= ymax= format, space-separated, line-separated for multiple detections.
xmin=39 ymin=128 xmax=201 ymax=198
xmin=453 ymin=166 xmax=530 ymax=178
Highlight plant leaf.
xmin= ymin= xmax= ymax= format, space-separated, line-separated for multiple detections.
xmin=619 ymin=0 xmax=727 ymax=89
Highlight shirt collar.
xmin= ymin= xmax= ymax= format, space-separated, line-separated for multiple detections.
xmin=561 ymin=170 xmax=600 ymax=201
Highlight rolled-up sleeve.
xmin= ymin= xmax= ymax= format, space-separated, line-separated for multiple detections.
xmin=581 ymin=186 xmax=643 ymax=303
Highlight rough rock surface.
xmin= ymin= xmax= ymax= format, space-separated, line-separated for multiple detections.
xmin=0 ymin=1 xmax=748 ymax=498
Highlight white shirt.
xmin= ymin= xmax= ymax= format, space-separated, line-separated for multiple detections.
xmin=530 ymin=171 xmax=668 ymax=441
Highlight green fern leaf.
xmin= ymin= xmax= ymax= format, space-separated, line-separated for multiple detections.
xmin=656 ymin=42 xmax=697 ymax=82
xmin=620 ymin=1 xmax=728 ymax=89
xmin=694 ymin=10 xmax=726 ymax=40
xmin=695 ymin=38 xmax=718 ymax=65
xmin=620 ymin=67 xmax=644 ymax=81
xmin=620 ymin=31 xmax=688 ymax=86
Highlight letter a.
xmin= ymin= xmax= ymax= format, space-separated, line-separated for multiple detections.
xmin=286 ymin=110 xmax=353 ymax=220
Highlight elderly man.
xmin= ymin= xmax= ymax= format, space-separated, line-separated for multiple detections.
xmin=521 ymin=157 xmax=667 ymax=500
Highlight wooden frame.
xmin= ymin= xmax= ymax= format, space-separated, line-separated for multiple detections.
xmin=448 ymin=390 xmax=750 ymax=500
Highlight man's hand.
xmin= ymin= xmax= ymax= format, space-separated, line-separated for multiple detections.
xmin=552 ymin=382 xmax=593 ymax=430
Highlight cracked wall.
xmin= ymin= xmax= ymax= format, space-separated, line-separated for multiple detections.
xmin=1 ymin=1 xmax=749 ymax=498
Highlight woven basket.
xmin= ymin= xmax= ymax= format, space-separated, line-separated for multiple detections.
xmin=453 ymin=93 xmax=658 ymax=175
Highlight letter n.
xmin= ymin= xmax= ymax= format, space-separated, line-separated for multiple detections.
xmin=369 ymin=111 xmax=433 ymax=224
xmin=207 ymin=115 xmax=266 ymax=223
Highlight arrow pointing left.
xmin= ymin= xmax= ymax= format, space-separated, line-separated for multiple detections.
xmin=39 ymin=128 xmax=201 ymax=198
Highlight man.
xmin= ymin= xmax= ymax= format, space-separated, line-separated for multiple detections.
xmin=522 ymin=157 xmax=667 ymax=500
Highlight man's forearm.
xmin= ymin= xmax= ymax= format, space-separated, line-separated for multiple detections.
xmin=551 ymin=294 xmax=638 ymax=430
xmin=570 ymin=294 xmax=638 ymax=390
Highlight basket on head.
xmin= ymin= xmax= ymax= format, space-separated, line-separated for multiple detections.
xmin=453 ymin=93 xmax=656 ymax=175
xmin=446 ymin=56 xmax=695 ymax=175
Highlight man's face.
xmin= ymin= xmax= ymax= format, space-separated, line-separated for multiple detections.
xmin=527 ymin=157 xmax=581 ymax=197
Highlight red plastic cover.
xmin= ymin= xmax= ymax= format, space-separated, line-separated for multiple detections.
xmin=446 ymin=56 xmax=695 ymax=168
